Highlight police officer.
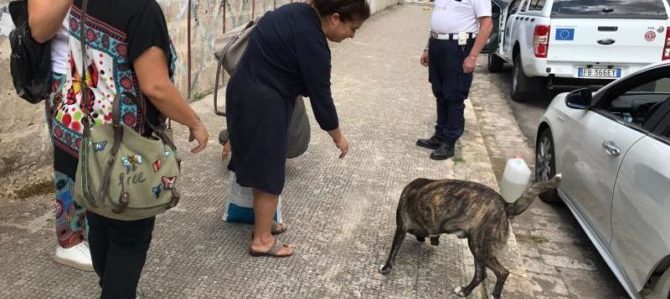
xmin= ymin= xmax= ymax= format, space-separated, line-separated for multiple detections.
xmin=416 ymin=0 xmax=492 ymax=160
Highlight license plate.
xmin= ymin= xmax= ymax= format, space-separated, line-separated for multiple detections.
xmin=578 ymin=67 xmax=621 ymax=78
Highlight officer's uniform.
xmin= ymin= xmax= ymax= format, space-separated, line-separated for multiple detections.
xmin=422 ymin=0 xmax=491 ymax=159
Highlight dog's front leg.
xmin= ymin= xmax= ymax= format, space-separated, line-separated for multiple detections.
xmin=379 ymin=228 xmax=406 ymax=275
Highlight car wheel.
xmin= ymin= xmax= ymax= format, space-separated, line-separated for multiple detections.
xmin=511 ymin=55 xmax=530 ymax=102
xmin=645 ymin=268 xmax=670 ymax=299
xmin=535 ymin=128 xmax=561 ymax=204
xmin=487 ymin=53 xmax=504 ymax=73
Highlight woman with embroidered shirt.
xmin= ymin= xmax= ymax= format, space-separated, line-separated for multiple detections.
xmin=47 ymin=0 xmax=208 ymax=297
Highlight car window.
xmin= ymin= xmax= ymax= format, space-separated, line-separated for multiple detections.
xmin=529 ymin=0 xmax=545 ymax=11
xmin=599 ymin=77 xmax=670 ymax=129
xmin=551 ymin=0 xmax=667 ymax=19
xmin=508 ymin=0 xmax=522 ymax=14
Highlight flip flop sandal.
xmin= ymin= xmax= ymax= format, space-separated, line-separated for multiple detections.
xmin=248 ymin=238 xmax=294 ymax=258
xmin=271 ymin=222 xmax=288 ymax=235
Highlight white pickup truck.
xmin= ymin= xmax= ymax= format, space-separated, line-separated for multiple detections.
xmin=486 ymin=0 xmax=670 ymax=101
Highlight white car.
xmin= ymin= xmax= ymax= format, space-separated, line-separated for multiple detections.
xmin=488 ymin=0 xmax=670 ymax=101
xmin=535 ymin=61 xmax=670 ymax=299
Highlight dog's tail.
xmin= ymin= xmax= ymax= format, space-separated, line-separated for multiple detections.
xmin=506 ymin=174 xmax=562 ymax=217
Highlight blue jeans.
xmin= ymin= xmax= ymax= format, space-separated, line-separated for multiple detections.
xmin=428 ymin=38 xmax=474 ymax=144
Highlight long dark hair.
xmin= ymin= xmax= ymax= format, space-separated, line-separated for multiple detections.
xmin=312 ymin=0 xmax=371 ymax=22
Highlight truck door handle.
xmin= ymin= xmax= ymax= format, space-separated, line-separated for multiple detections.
xmin=602 ymin=141 xmax=621 ymax=156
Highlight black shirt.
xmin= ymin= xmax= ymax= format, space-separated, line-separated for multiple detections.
xmin=236 ymin=2 xmax=339 ymax=131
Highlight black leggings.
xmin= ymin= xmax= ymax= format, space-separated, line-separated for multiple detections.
xmin=87 ymin=211 xmax=155 ymax=299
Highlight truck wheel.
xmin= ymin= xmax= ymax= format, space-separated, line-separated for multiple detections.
xmin=487 ymin=53 xmax=504 ymax=73
xmin=511 ymin=55 xmax=531 ymax=102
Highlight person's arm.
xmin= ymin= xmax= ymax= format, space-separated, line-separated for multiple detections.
xmin=27 ymin=0 xmax=71 ymax=43
xmin=134 ymin=47 xmax=209 ymax=154
xmin=296 ymin=29 xmax=348 ymax=158
xmin=462 ymin=16 xmax=493 ymax=73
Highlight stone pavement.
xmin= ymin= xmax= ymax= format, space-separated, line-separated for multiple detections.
xmin=0 ymin=5 xmax=537 ymax=298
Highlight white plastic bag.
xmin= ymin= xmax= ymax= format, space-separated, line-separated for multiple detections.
xmin=222 ymin=172 xmax=283 ymax=224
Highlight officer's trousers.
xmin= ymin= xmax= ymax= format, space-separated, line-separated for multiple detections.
xmin=428 ymin=38 xmax=475 ymax=145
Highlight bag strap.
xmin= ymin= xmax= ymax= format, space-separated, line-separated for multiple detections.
xmin=213 ymin=19 xmax=257 ymax=118
xmin=213 ymin=58 xmax=226 ymax=116
xmin=77 ymin=0 xmax=99 ymax=208
xmin=77 ymin=1 xmax=128 ymax=211
xmin=96 ymin=96 xmax=125 ymax=205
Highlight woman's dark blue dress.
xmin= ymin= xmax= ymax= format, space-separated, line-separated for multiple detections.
xmin=225 ymin=3 xmax=339 ymax=195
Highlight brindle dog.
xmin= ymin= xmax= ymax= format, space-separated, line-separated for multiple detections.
xmin=379 ymin=174 xmax=561 ymax=299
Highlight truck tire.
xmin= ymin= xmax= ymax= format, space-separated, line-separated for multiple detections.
xmin=487 ymin=53 xmax=504 ymax=73
xmin=511 ymin=55 xmax=532 ymax=102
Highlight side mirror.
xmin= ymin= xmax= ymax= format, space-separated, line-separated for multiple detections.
xmin=565 ymin=88 xmax=592 ymax=109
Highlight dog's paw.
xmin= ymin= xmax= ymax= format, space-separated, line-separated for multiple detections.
xmin=378 ymin=264 xmax=392 ymax=275
xmin=453 ymin=287 xmax=467 ymax=297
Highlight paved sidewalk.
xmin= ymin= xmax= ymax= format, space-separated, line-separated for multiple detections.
xmin=0 ymin=6 xmax=535 ymax=298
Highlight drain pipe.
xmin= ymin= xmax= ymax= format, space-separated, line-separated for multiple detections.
xmin=187 ymin=0 xmax=192 ymax=99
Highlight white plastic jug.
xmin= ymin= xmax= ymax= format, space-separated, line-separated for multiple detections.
xmin=500 ymin=157 xmax=532 ymax=203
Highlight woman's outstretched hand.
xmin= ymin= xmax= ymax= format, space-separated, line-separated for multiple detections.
xmin=328 ymin=128 xmax=349 ymax=159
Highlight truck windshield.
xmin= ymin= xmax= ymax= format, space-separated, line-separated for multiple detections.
xmin=551 ymin=0 xmax=667 ymax=19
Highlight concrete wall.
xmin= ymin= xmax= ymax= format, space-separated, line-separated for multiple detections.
xmin=164 ymin=0 xmax=399 ymax=98
xmin=0 ymin=0 xmax=399 ymax=197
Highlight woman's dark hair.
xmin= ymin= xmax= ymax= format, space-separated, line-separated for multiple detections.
xmin=312 ymin=0 xmax=371 ymax=22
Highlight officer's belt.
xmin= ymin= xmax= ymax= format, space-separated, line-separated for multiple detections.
xmin=430 ymin=31 xmax=478 ymax=40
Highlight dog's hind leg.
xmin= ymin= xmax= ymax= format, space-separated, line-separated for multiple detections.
xmin=484 ymin=257 xmax=510 ymax=299
xmin=416 ymin=235 xmax=426 ymax=243
xmin=430 ymin=236 xmax=439 ymax=246
xmin=379 ymin=228 xmax=406 ymax=275
xmin=453 ymin=258 xmax=486 ymax=297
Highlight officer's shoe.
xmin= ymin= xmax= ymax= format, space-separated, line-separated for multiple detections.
xmin=416 ymin=136 xmax=442 ymax=150
xmin=430 ymin=142 xmax=455 ymax=160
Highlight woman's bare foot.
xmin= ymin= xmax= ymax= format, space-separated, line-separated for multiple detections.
xmin=249 ymin=235 xmax=294 ymax=257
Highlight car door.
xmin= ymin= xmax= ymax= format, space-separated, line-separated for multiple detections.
xmin=610 ymin=78 xmax=670 ymax=292
xmin=558 ymin=67 xmax=670 ymax=245
xmin=483 ymin=0 xmax=506 ymax=53
xmin=501 ymin=0 xmax=525 ymax=58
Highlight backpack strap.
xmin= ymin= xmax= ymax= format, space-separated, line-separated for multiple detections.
xmin=213 ymin=58 xmax=226 ymax=116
